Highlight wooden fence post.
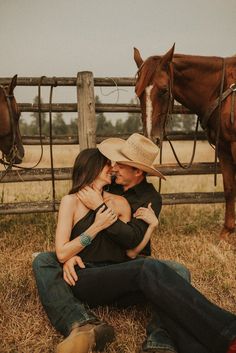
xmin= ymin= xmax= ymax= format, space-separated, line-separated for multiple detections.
xmin=76 ymin=71 xmax=96 ymax=150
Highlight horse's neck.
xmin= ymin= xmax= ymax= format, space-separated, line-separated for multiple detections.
xmin=172 ymin=55 xmax=224 ymax=116
xmin=0 ymin=98 xmax=11 ymax=136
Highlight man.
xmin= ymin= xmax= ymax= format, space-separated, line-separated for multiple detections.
xmin=33 ymin=134 xmax=236 ymax=353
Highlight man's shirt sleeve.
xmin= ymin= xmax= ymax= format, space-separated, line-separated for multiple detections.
xmin=105 ymin=192 xmax=162 ymax=250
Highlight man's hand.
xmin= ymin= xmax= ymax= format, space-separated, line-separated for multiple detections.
xmin=63 ymin=256 xmax=85 ymax=286
xmin=77 ymin=186 xmax=104 ymax=210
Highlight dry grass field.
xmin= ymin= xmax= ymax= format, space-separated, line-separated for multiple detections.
xmin=0 ymin=141 xmax=235 ymax=353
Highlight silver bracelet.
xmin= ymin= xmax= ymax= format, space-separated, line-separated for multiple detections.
xmin=79 ymin=232 xmax=92 ymax=247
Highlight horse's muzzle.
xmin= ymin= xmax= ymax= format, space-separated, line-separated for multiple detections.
xmin=6 ymin=150 xmax=24 ymax=164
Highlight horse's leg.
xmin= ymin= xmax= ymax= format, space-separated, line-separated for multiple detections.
xmin=218 ymin=148 xmax=236 ymax=240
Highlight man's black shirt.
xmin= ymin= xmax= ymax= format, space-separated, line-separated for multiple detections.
xmin=105 ymin=178 xmax=162 ymax=255
xmin=73 ymin=178 xmax=162 ymax=262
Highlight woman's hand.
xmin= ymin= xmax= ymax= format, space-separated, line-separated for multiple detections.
xmin=134 ymin=203 xmax=159 ymax=228
xmin=94 ymin=205 xmax=117 ymax=230
xmin=78 ymin=186 xmax=104 ymax=210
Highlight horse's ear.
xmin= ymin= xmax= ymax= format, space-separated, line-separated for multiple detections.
xmin=160 ymin=44 xmax=175 ymax=69
xmin=134 ymin=47 xmax=144 ymax=68
xmin=8 ymin=74 xmax=18 ymax=94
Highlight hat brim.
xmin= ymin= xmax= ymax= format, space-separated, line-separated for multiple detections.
xmin=98 ymin=138 xmax=165 ymax=179
xmin=116 ymin=160 xmax=165 ymax=178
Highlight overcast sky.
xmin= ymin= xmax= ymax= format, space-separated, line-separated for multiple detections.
xmin=1 ymin=0 xmax=236 ymax=121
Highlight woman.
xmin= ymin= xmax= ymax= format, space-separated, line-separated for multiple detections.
xmin=55 ymin=148 xmax=158 ymax=272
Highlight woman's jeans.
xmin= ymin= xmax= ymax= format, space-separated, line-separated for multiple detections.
xmin=33 ymin=252 xmax=236 ymax=353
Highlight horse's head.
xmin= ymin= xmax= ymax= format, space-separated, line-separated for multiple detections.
xmin=134 ymin=45 xmax=175 ymax=146
xmin=0 ymin=75 xmax=24 ymax=164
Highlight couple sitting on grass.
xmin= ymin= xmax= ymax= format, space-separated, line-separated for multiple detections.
xmin=33 ymin=133 xmax=236 ymax=353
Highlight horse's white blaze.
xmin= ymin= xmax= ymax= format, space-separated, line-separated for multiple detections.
xmin=145 ymin=85 xmax=153 ymax=138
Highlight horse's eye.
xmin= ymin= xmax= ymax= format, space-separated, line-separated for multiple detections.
xmin=158 ymin=87 xmax=168 ymax=97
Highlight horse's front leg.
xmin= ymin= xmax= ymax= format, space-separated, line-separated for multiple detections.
xmin=218 ymin=152 xmax=236 ymax=240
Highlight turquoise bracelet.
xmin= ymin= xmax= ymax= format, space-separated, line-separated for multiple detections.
xmin=79 ymin=232 xmax=92 ymax=247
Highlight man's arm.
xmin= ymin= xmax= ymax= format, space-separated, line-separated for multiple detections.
xmin=106 ymin=194 xmax=162 ymax=250
xmin=106 ymin=217 xmax=148 ymax=249
xmin=77 ymin=185 xmax=162 ymax=251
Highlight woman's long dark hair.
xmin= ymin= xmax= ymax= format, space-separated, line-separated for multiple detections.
xmin=69 ymin=148 xmax=109 ymax=194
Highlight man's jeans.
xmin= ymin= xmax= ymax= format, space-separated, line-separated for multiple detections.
xmin=33 ymin=253 xmax=236 ymax=353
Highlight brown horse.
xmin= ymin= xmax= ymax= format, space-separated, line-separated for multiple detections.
xmin=134 ymin=45 xmax=236 ymax=239
xmin=0 ymin=75 xmax=24 ymax=164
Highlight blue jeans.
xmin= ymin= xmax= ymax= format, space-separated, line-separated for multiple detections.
xmin=33 ymin=253 xmax=236 ymax=353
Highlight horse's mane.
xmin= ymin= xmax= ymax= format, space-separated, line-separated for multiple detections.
xmin=135 ymin=53 xmax=233 ymax=96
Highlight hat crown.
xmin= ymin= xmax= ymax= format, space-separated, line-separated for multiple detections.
xmin=120 ymin=133 xmax=158 ymax=166
xmin=97 ymin=133 xmax=165 ymax=179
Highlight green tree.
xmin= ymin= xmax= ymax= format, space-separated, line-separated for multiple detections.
xmin=168 ymin=114 xmax=182 ymax=131
xmin=19 ymin=119 xmax=30 ymax=135
xmin=95 ymin=95 xmax=115 ymax=135
xmin=124 ymin=115 xmax=142 ymax=133
xmin=53 ymin=113 xmax=67 ymax=135
xmin=115 ymin=119 xmax=125 ymax=134
xmin=122 ymin=98 xmax=142 ymax=133
xmin=182 ymin=114 xmax=197 ymax=132
xmin=30 ymin=95 xmax=48 ymax=135
xmin=67 ymin=117 xmax=78 ymax=136
xmin=96 ymin=114 xmax=107 ymax=135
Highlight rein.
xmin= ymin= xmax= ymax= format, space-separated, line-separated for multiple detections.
xmin=162 ymin=63 xmax=198 ymax=170
xmin=198 ymin=59 xmax=235 ymax=186
xmin=201 ymin=83 xmax=236 ymax=129
xmin=158 ymin=64 xmax=174 ymax=192
xmin=213 ymin=59 xmax=226 ymax=186
xmin=49 ymin=78 xmax=58 ymax=211
xmin=165 ymin=118 xmax=200 ymax=169
xmin=162 ymin=59 xmax=236 ymax=183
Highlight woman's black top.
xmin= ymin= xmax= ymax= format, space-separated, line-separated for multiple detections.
xmin=70 ymin=210 xmax=128 ymax=263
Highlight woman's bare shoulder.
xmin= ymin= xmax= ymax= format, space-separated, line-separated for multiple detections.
xmin=104 ymin=192 xmax=129 ymax=207
xmin=104 ymin=192 xmax=131 ymax=221
xmin=60 ymin=194 xmax=78 ymax=207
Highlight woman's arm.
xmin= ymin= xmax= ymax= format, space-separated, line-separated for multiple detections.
xmin=126 ymin=203 xmax=158 ymax=259
xmin=77 ymin=185 xmax=162 ymax=251
xmin=55 ymin=195 xmax=117 ymax=263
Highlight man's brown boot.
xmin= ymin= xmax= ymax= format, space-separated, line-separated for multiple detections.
xmin=56 ymin=323 xmax=115 ymax=353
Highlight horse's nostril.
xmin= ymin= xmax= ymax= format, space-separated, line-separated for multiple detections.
xmin=14 ymin=156 xmax=23 ymax=164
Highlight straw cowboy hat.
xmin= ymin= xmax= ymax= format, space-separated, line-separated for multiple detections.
xmin=98 ymin=133 xmax=165 ymax=179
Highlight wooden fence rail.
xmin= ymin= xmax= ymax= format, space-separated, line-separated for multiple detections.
xmin=18 ymin=103 xmax=191 ymax=114
xmin=0 ymin=77 xmax=136 ymax=86
xmin=0 ymin=73 xmax=224 ymax=215
xmin=1 ymin=161 xmax=224 ymax=214
xmin=0 ymin=192 xmax=225 ymax=215
xmin=19 ymin=132 xmax=207 ymax=145
xmin=0 ymin=163 xmax=221 ymax=183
